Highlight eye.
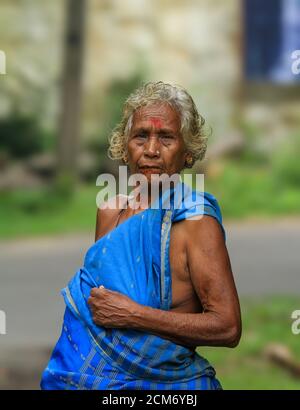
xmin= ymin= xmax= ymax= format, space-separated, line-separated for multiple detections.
xmin=134 ymin=133 xmax=147 ymax=140
xmin=160 ymin=135 xmax=174 ymax=143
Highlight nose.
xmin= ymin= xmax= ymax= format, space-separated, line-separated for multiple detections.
xmin=144 ymin=136 xmax=160 ymax=157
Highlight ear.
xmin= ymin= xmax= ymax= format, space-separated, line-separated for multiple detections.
xmin=184 ymin=152 xmax=193 ymax=168
xmin=185 ymin=152 xmax=192 ymax=161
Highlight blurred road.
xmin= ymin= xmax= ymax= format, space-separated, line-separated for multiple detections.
xmin=0 ymin=218 xmax=299 ymax=388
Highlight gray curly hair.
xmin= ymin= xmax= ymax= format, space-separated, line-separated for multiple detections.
xmin=107 ymin=81 xmax=209 ymax=168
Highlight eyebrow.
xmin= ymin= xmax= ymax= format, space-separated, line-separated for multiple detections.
xmin=131 ymin=127 xmax=176 ymax=135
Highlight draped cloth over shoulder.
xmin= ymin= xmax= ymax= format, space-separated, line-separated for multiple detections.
xmin=40 ymin=180 xmax=225 ymax=390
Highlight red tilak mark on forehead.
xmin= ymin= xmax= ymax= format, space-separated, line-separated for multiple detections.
xmin=149 ymin=117 xmax=163 ymax=128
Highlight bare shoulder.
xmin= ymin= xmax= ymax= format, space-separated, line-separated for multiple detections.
xmin=97 ymin=194 xmax=127 ymax=218
xmin=98 ymin=194 xmax=127 ymax=211
xmin=185 ymin=216 xmax=233 ymax=297
xmin=184 ymin=215 xmax=225 ymax=251
xmin=95 ymin=194 xmax=128 ymax=239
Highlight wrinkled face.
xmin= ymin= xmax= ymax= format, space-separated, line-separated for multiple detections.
xmin=126 ymin=103 xmax=190 ymax=183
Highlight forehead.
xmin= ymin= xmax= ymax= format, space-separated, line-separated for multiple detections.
xmin=132 ymin=103 xmax=181 ymax=131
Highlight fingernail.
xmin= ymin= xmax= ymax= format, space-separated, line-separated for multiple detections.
xmin=99 ymin=285 xmax=104 ymax=289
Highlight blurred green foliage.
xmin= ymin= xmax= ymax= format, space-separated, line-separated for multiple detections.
xmin=0 ymin=111 xmax=54 ymax=159
xmin=0 ymin=184 xmax=98 ymax=239
xmin=204 ymin=130 xmax=300 ymax=219
xmin=272 ymin=132 xmax=300 ymax=189
xmin=205 ymin=161 xmax=300 ymax=219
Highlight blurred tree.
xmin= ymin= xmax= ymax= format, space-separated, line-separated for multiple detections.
xmin=56 ymin=0 xmax=86 ymax=194
xmin=87 ymin=73 xmax=145 ymax=178
xmin=0 ymin=112 xmax=46 ymax=159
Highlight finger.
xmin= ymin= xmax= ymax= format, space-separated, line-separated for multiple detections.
xmin=90 ymin=288 xmax=99 ymax=297
xmin=87 ymin=296 xmax=95 ymax=306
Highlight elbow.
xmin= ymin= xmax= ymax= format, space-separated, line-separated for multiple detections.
xmin=224 ymin=321 xmax=242 ymax=348
xmin=226 ymin=333 xmax=241 ymax=348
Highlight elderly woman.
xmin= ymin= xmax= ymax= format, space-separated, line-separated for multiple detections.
xmin=41 ymin=81 xmax=241 ymax=390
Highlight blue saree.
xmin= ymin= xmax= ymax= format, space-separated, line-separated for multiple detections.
xmin=41 ymin=181 xmax=226 ymax=390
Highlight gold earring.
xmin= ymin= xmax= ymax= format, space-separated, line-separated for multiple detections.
xmin=123 ymin=154 xmax=129 ymax=164
xmin=185 ymin=157 xmax=193 ymax=168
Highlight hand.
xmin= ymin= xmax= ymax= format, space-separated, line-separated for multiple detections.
xmin=87 ymin=286 xmax=140 ymax=328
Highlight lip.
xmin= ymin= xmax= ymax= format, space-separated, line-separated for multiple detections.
xmin=139 ymin=165 xmax=162 ymax=169
xmin=139 ymin=167 xmax=162 ymax=173
xmin=139 ymin=166 xmax=162 ymax=175
xmin=140 ymin=168 xmax=161 ymax=172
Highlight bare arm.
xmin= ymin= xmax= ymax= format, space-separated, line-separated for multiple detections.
xmin=126 ymin=216 xmax=241 ymax=348
xmin=89 ymin=215 xmax=242 ymax=348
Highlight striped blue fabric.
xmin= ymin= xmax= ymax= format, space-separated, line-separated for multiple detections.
xmin=40 ymin=181 xmax=225 ymax=390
